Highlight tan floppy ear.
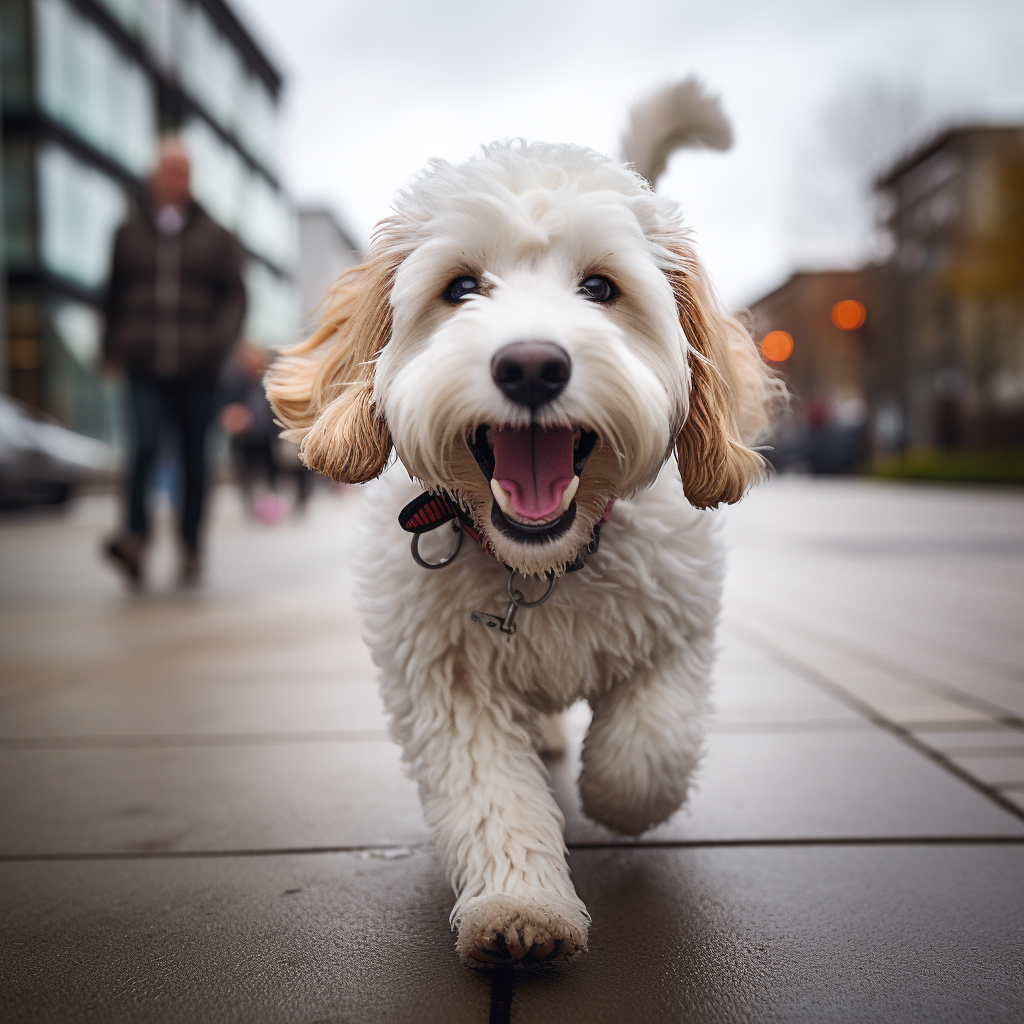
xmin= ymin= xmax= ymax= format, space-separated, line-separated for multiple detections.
xmin=265 ymin=244 xmax=403 ymax=483
xmin=665 ymin=240 xmax=784 ymax=509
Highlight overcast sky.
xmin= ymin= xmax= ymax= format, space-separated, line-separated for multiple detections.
xmin=234 ymin=0 xmax=1024 ymax=308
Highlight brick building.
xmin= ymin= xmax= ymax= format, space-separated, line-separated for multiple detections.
xmin=748 ymin=269 xmax=873 ymax=422
xmin=876 ymin=125 xmax=1024 ymax=450
xmin=748 ymin=124 xmax=1024 ymax=465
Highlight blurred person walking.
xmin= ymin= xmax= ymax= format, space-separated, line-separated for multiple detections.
xmin=219 ymin=341 xmax=313 ymax=524
xmin=101 ymin=139 xmax=246 ymax=587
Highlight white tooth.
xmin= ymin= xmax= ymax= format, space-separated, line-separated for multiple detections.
xmin=491 ymin=474 xmax=581 ymax=525
xmin=490 ymin=478 xmax=516 ymax=519
xmin=557 ymin=475 xmax=580 ymax=515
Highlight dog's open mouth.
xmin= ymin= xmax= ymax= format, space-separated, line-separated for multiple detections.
xmin=467 ymin=424 xmax=599 ymax=543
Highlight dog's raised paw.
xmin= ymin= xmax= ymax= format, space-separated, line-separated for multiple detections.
xmin=455 ymin=893 xmax=589 ymax=966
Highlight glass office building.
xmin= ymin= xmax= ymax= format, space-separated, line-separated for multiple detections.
xmin=1 ymin=0 xmax=297 ymax=440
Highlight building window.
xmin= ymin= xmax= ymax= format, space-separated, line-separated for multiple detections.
xmin=2 ymin=139 xmax=36 ymax=268
xmin=181 ymin=115 xmax=295 ymax=271
xmin=176 ymin=2 xmax=243 ymax=137
xmin=93 ymin=0 xmax=143 ymax=32
xmin=51 ymin=298 xmax=103 ymax=369
xmin=180 ymin=115 xmax=245 ymax=232
xmin=174 ymin=3 xmax=279 ymax=174
xmin=35 ymin=0 xmax=157 ymax=175
xmin=38 ymin=143 xmax=127 ymax=289
xmin=139 ymin=0 xmax=179 ymax=70
xmin=245 ymin=261 xmax=297 ymax=348
xmin=236 ymin=73 xmax=280 ymax=175
xmin=240 ymin=170 xmax=296 ymax=271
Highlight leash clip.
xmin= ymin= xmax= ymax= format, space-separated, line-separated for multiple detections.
xmin=472 ymin=570 xmax=556 ymax=637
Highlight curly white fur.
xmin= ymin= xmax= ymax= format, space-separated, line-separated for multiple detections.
xmin=357 ymin=469 xmax=722 ymax=961
xmin=266 ymin=139 xmax=781 ymax=965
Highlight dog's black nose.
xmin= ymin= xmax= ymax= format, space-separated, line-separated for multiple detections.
xmin=491 ymin=341 xmax=571 ymax=409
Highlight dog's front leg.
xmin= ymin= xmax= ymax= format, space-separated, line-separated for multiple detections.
xmin=404 ymin=684 xmax=589 ymax=964
xmin=579 ymin=656 xmax=710 ymax=836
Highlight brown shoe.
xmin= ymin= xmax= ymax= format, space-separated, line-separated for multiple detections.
xmin=103 ymin=533 xmax=144 ymax=589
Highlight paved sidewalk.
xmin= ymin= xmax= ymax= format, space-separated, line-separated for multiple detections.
xmin=1 ymin=479 xmax=1022 ymax=1022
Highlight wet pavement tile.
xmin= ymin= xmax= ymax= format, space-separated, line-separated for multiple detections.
xmin=554 ymin=728 xmax=1024 ymax=844
xmin=727 ymin=619 xmax=995 ymax=726
xmin=949 ymin=756 xmax=1024 ymax=786
xmin=4 ymin=843 xmax=1019 ymax=1024
xmin=0 ymin=848 xmax=489 ymax=1024
xmin=6 ymin=701 xmax=1017 ymax=861
xmin=0 ymin=740 xmax=428 ymax=856
xmin=910 ymin=726 xmax=1024 ymax=752
xmin=3 ymin=481 xmax=1023 ymax=1021
xmin=512 ymin=843 xmax=1024 ymax=1024
xmin=0 ymin=674 xmax=388 ymax=738
xmin=709 ymin=657 xmax=863 ymax=728
xmin=942 ymin=676 xmax=1024 ymax=721
xmin=5 ymin=843 xmax=1017 ymax=1023
xmin=999 ymin=786 xmax=1024 ymax=812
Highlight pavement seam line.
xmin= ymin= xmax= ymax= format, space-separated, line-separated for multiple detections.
xmin=731 ymin=599 xmax=1024 ymax=729
xmin=489 ymin=968 xmax=514 ymax=1024
xmin=733 ymin=619 xmax=1024 ymax=825
xmin=0 ymin=720 xmax=882 ymax=749
xmin=3 ymin=836 xmax=1023 ymax=863
xmin=0 ymin=730 xmax=393 ymax=749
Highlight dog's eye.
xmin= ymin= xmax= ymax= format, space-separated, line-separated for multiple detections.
xmin=444 ymin=276 xmax=480 ymax=303
xmin=578 ymin=275 xmax=617 ymax=303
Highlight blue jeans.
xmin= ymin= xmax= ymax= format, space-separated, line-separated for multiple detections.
xmin=125 ymin=377 xmax=218 ymax=553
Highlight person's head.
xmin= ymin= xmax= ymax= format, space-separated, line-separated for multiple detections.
xmin=150 ymin=140 xmax=191 ymax=207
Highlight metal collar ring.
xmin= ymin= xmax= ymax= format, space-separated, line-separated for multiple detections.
xmin=410 ymin=521 xmax=463 ymax=569
xmin=508 ymin=570 xmax=556 ymax=607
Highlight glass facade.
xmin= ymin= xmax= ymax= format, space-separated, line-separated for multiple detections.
xmin=180 ymin=115 xmax=246 ymax=231
xmin=35 ymin=0 xmax=157 ymax=176
xmin=245 ymin=260 xmax=298 ymax=350
xmin=94 ymin=0 xmax=144 ymax=31
xmin=181 ymin=115 xmax=295 ymax=270
xmin=235 ymin=72 xmax=279 ymax=176
xmin=177 ymin=2 xmax=243 ymax=140
xmin=47 ymin=297 xmax=120 ymax=442
xmin=2 ymin=139 xmax=36 ymax=269
xmin=38 ymin=143 xmax=128 ymax=289
xmin=239 ymin=162 xmax=296 ymax=270
xmin=174 ymin=1 xmax=280 ymax=174
xmin=2 ymin=0 xmax=297 ymax=441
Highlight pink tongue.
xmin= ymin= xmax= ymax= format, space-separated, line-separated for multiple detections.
xmin=492 ymin=425 xmax=575 ymax=521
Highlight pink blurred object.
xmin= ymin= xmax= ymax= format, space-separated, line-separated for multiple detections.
xmin=252 ymin=493 xmax=290 ymax=525
xmin=219 ymin=402 xmax=253 ymax=436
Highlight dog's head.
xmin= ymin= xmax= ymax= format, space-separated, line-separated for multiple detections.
xmin=267 ymin=143 xmax=781 ymax=576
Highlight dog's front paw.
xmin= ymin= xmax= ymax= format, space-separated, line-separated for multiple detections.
xmin=454 ymin=893 xmax=589 ymax=966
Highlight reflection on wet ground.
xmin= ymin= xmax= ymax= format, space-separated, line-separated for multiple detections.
xmin=1 ymin=479 xmax=1022 ymax=1021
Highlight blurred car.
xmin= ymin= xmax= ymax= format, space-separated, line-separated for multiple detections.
xmin=766 ymin=421 xmax=870 ymax=475
xmin=0 ymin=394 xmax=115 ymax=507
xmin=764 ymin=397 xmax=871 ymax=475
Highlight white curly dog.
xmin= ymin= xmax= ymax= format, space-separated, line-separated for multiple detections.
xmin=267 ymin=84 xmax=781 ymax=966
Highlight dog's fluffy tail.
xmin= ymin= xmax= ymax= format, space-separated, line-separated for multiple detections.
xmin=621 ymin=77 xmax=732 ymax=186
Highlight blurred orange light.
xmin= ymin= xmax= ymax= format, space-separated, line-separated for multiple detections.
xmin=832 ymin=299 xmax=866 ymax=330
xmin=761 ymin=330 xmax=794 ymax=362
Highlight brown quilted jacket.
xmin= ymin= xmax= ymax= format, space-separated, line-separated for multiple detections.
xmin=103 ymin=202 xmax=246 ymax=380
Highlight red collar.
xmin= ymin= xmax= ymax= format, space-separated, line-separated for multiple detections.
xmin=399 ymin=490 xmax=612 ymax=572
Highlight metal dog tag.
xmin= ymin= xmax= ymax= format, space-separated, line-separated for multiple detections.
xmin=471 ymin=571 xmax=555 ymax=637
xmin=471 ymin=600 xmax=519 ymax=635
